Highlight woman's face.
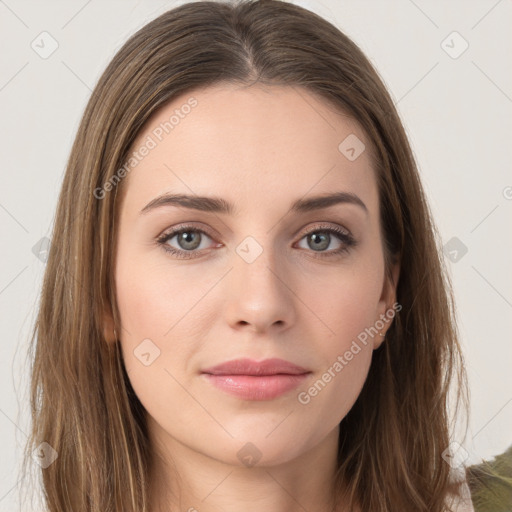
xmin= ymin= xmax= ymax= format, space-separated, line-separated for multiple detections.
xmin=112 ymin=83 xmax=397 ymax=468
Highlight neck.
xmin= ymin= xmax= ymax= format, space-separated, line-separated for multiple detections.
xmin=148 ymin=424 xmax=347 ymax=512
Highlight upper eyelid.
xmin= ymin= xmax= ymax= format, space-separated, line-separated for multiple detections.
xmin=158 ymin=223 xmax=217 ymax=241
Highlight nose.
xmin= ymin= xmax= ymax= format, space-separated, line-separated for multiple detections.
xmin=223 ymin=241 xmax=296 ymax=335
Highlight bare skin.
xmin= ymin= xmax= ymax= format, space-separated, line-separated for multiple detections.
xmin=106 ymin=83 xmax=399 ymax=512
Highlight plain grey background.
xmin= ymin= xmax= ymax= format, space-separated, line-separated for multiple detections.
xmin=1 ymin=0 xmax=511 ymax=509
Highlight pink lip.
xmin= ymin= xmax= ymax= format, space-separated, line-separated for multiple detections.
xmin=201 ymin=358 xmax=311 ymax=401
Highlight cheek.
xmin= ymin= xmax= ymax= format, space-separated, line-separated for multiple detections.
xmin=114 ymin=256 xmax=199 ymax=430
xmin=115 ymin=249 xmax=208 ymax=340
xmin=114 ymin=251 xmax=189 ymax=380
xmin=310 ymin=260 xmax=384 ymax=344
xmin=296 ymin=255 xmax=383 ymax=415
xmin=296 ymin=340 xmax=373 ymax=449
xmin=295 ymin=283 xmax=379 ymax=439
xmin=114 ymin=246 xmax=221 ymax=399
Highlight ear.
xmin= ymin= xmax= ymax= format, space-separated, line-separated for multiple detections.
xmin=102 ymin=303 xmax=117 ymax=344
xmin=374 ymin=258 xmax=400 ymax=350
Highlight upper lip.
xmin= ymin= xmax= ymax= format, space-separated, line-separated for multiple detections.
xmin=202 ymin=358 xmax=310 ymax=376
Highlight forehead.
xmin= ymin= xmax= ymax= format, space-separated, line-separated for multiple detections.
xmin=120 ymin=83 xmax=378 ymax=216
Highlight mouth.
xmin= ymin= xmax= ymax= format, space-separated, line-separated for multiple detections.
xmin=201 ymin=358 xmax=311 ymax=401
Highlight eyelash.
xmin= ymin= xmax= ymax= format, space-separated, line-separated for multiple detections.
xmin=156 ymin=223 xmax=357 ymax=260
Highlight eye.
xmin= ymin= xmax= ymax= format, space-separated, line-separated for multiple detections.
xmin=156 ymin=225 xmax=219 ymax=259
xmin=156 ymin=223 xmax=357 ymax=260
xmin=295 ymin=224 xmax=356 ymax=258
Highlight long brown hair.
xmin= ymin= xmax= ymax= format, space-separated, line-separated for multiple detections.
xmin=20 ymin=1 xmax=470 ymax=510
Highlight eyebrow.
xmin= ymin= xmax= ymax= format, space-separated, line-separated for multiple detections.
xmin=140 ymin=191 xmax=368 ymax=216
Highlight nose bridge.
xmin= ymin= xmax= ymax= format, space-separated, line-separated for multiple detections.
xmin=233 ymin=233 xmax=285 ymax=295
xmin=223 ymin=232 xmax=295 ymax=331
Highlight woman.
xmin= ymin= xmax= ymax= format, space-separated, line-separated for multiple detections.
xmin=21 ymin=1 xmax=473 ymax=510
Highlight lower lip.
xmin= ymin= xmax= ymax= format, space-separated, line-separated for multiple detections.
xmin=203 ymin=373 xmax=310 ymax=400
